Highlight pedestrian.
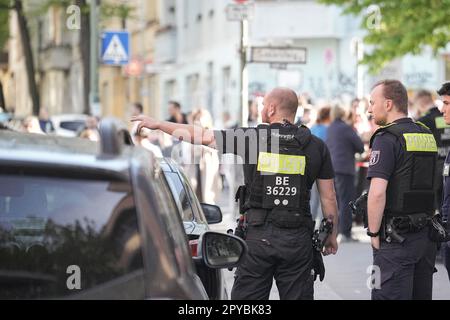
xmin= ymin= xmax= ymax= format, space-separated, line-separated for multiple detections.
xmin=326 ymin=105 xmax=364 ymax=242
xmin=416 ymin=90 xmax=448 ymax=212
xmin=437 ymin=82 xmax=450 ymax=281
xmin=23 ymin=116 xmax=44 ymax=134
xmin=132 ymin=87 xmax=339 ymax=300
xmin=130 ymin=102 xmax=144 ymax=143
xmin=167 ymin=101 xmax=188 ymax=124
xmin=78 ymin=116 xmax=99 ymax=142
xmin=310 ymin=106 xmax=331 ymax=223
xmin=38 ymin=108 xmax=55 ymax=134
xmin=367 ymin=79 xmax=438 ymax=300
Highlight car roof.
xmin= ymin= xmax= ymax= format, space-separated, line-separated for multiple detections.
xmin=0 ymin=119 xmax=150 ymax=178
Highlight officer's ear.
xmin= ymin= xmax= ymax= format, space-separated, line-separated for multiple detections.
xmin=385 ymin=99 xmax=394 ymax=112
xmin=268 ymin=104 xmax=276 ymax=117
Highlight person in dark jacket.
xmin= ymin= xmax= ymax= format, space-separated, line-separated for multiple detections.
xmin=326 ymin=105 xmax=365 ymax=242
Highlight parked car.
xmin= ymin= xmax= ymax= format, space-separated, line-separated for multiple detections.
xmin=0 ymin=118 xmax=246 ymax=299
xmin=50 ymin=114 xmax=89 ymax=137
xmin=160 ymin=158 xmax=228 ymax=300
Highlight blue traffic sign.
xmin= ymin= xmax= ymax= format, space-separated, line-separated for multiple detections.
xmin=101 ymin=31 xmax=130 ymax=65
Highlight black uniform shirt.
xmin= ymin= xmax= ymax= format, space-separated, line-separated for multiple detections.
xmin=367 ymin=118 xmax=417 ymax=181
xmin=214 ymin=123 xmax=335 ymax=190
xmin=418 ymin=107 xmax=442 ymax=132
xmin=418 ymin=107 xmax=447 ymax=158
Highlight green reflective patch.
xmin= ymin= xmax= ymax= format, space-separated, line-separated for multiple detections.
xmin=435 ymin=117 xmax=450 ymax=129
xmin=403 ymin=133 xmax=438 ymax=152
xmin=257 ymin=152 xmax=306 ymax=175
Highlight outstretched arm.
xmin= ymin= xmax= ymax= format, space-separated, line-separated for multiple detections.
xmin=131 ymin=115 xmax=216 ymax=147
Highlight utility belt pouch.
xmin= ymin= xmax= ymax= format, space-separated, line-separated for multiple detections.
xmin=270 ymin=209 xmax=306 ymax=229
xmin=246 ymin=209 xmax=268 ymax=227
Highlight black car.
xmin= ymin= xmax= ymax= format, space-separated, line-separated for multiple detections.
xmin=0 ymin=119 xmax=246 ymax=299
xmin=160 ymin=158 xmax=227 ymax=300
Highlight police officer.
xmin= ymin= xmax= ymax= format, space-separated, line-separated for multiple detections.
xmin=416 ymin=90 xmax=449 ymax=212
xmin=438 ymin=82 xmax=450 ymax=281
xmin=132 ymin=87 xmax=339 ymax=300
xmin=367 ymin=80 xmax=438 ymax=300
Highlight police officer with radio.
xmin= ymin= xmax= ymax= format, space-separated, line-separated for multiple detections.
xmin=367 ymin=80 xmax=438 ymax=300
xmin=438 ymin=82 xmax=450 ymax=280
xmin=132 ymin=87 xmax=339 ymax=300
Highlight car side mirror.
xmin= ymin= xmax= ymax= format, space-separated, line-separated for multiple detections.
xmin=199 ymin=231 xmax=247 ymax=269
xmin=201 ymin=203 xmax=222 ymax=224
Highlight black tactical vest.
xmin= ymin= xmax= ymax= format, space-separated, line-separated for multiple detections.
xmin=369 ymin=120 xmax=438 ymax=216
xmin=245 ymin=123 xmax=312 ymax=214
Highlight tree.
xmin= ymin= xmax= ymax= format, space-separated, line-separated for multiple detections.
xmin=319 ymin=0 xmax=450 ymax=73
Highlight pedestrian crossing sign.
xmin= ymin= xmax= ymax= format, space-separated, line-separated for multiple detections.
xmin=101 ymin=31 xmax=130 ymax=65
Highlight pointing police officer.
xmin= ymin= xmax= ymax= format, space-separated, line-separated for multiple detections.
xmin=438 ymin=82 xmax=450 ymax=281
xmin=132 ymin=87 xmax=339 ymax=300
xmin=367 ymin=80 xmax=438 ymax=300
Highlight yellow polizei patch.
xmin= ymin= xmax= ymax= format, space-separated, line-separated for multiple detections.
xmin=257 ymin=152 xmax=306 ymax=175
xmin=403 ymin=133 xmax=438 ymax=152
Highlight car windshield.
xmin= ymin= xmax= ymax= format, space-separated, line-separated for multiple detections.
xmin=0 ymin=173 xmax=145 ymax=299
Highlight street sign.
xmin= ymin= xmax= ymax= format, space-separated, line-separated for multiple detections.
xmin=251 ymin=47 xmax=307 ymax=64
xmin=226 ymin=3 xmax=255 ymax=21
xmin=101 ymin=31 xmax=130 ymax=66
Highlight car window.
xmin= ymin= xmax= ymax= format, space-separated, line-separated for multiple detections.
xmin=0 ymin=173 xmax=145 ymax=299
xmin=59 ymin=121 xmax=85 ymax=132
xmin=164 ymin=172 xmax=194 ymax=222
xmin=177 ymin=169 xmax=207 ymax=223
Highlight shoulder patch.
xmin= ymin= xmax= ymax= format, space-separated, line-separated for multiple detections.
xmin=369 ymin=150 xmax=380 ymax=166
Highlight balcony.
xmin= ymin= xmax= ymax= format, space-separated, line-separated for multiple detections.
xmin=39 ymin=44 xmax=72 ymax=72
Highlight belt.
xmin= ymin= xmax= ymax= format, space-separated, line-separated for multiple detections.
xmin=386 ymin=213 xmax=431 ymax=234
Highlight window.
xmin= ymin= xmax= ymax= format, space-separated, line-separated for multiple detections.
xmin=164 ymin=172 xmax=194 ymax=222
xmin=0 ymin=174 xmax=145 ymax=299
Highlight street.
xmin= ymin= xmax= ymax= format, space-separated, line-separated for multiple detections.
xmin=213 ymin=189 xmax=450 ymax=300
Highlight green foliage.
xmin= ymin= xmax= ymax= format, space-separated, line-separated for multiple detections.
xmin=319 ymin=0 xmax=450 ymax=73
xmin=100 ymin=1 xmax=136 ymax=23
xmin=0 ymin=0 xmax=11 ymax=50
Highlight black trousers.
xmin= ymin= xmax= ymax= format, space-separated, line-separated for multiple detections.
xmin=444 ymin=242 xmax=450 ymax=281
xmin=231 ymin=223 xmax=314 ymax=300
xmin=334 ymin=174 xmax=355 ymax=237
xmin=371 ymin=227 xmax=437 ymax=300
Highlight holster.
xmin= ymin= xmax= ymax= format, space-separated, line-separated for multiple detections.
xmin=235 ymin=185 xmax=247 ymax=214
xmin=246 ymin=208 xmax=269 ymax=227
xmin=428 ymin=214 xmax=450 ymax=243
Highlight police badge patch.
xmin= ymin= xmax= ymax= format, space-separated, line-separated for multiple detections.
xmin=369 ymin=150 xmax=380 ymax=166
